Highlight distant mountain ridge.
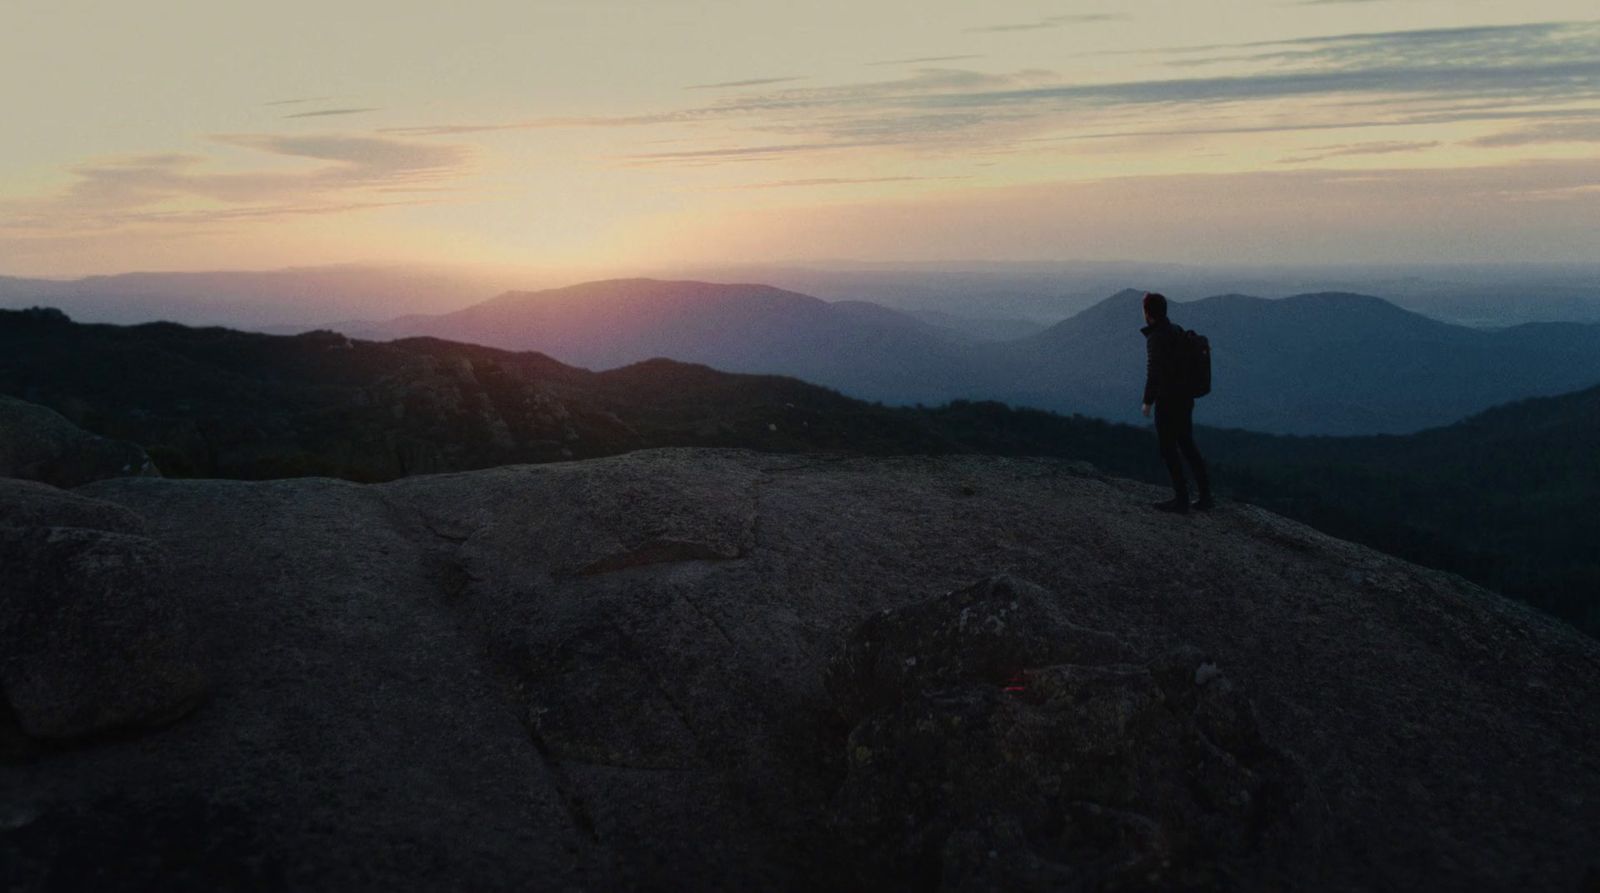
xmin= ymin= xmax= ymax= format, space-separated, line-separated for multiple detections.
xmin=10 ymin=269 xmax=1599 ymax=435
xmin=997 ymin=287 xmax=1600 ymax=433
xmin=361 ymin=278 xmax=990 ymax=408
xmin=364 ymin=278 xmax=1600 ymax=435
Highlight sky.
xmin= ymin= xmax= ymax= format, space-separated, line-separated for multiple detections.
xmin=2 ymin=0 xmax=1598 ymax=278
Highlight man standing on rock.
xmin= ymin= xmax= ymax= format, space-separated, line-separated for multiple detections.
xmin=1141 ymin=292 xmax=1213 ymax=514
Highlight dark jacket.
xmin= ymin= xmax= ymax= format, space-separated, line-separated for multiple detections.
xmin=1141 ymin=318 xmax=1188 ymax=406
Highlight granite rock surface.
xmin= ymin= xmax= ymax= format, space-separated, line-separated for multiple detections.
xmin=3 ymin=449 xmax=1597 ymax=890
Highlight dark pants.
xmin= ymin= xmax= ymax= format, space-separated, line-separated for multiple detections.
xmin=1155 ymin=398 xmax=1209 ymax=502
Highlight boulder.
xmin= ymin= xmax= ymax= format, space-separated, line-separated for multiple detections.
xmin=0 ymin=481 xmax=204 ymax=742
xmin=0 ymin=394 xmax=157 ymax=487
xmin=0 ymin=477 xmax=148 ymax=534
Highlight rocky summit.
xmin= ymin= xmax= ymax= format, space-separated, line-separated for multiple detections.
xmin=3 ymin=448 xmax=1598 ymax=891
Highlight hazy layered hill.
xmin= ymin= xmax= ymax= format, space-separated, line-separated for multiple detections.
xmin=365 ymin=278 xmax=988 ymax=405
xmin=672 ymin=261 xmax=1600 ymax=327
xmin=999 ymin=288 xmax=1600 ymax=433
xmin=367 ymin=278 xmax=1600 ymax=435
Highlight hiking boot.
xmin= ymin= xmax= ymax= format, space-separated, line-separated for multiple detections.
xmin=1152 ymin=497 xmax=1189 ymax=514
xmin=1194 ymin=494 xmax=1215 ymax=511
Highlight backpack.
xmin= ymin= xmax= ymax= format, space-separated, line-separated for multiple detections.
xmin=1178 ymin=327 xmax=1211 ymax=398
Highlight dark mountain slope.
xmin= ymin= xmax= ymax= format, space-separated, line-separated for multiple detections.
xmin=913 ymin=387 xmax=1600 ymax=634
xmin=367 ymin=279 xmax=1600 ymax=435
xmin=1206 ymin=384 xmax=1600 ymax=631
xmin=0 ymin=267 xmax=503 ymax=328
xmin=0 ymin=307 xmax=975 ymax=481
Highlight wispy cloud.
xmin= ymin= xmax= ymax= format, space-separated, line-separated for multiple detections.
xmin=213 ymin=133 xmax=467 ymax=180
xmin=262 ymin=96 xmax=333 ymax=106
xmin=2 ymin=134 xmax=471 ymax=234
xmin=924 ymin=58 xmax=1599 ymax=110
xmin=867 ymin=54 xmax=984 ymax=67
xmin=619 ymin=141 xmax=886 ymax=166
xmin=1040 ymin=105 xmax=1600 ymax=144
xmin=380 ymin=109 xmax=720 ymax=136
xmin=709 ymin=175 xmax=967 ymax=190
xmin=680 ymin=158 xmax=1600 ymax=265
xmin=1277 ymin=139 xmax=1441 ymax=163
xmin=110 ymin=197 xmax=445 ymax=226
xmin=1156 ymin=21 xmax=1595 ymax=70
xmin=686 ymin=77 xmax=806 ymax=90
xmin=1469 ymin=118 xmax=1600 ymax=146
xmin=380 ymin=68 xmax=1038 ymax=138
xmin=965 ymin=13 xmax=1124 ymax=34
xmin=283 ymin=107 xmax=382 ymax=119
xmin=377 ymin=21 xmax=1600 ymax=169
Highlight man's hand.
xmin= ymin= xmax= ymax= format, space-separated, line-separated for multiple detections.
xmin=1141 ymin=403 xmax=1151 ymax=417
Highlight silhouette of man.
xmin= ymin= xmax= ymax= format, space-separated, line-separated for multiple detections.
xmin=1141 ymin=292 xmax=1212 ymax=513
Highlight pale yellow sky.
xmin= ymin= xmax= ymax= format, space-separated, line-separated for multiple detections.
xmin=2 ymin=0 xmax=1597 ymax=277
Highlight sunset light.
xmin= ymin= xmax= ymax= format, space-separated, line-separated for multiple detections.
xmin=5 ymin=5 xmax=1600 ymax=890
xmin=4 ymin=0 xmax=1598 ymax=279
